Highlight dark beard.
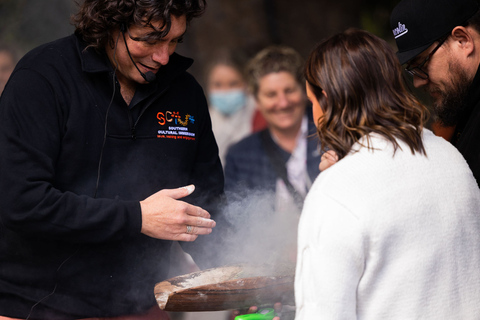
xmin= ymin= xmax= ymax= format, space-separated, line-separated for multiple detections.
xmin=432 ymin=63 xmax=471 ymax=127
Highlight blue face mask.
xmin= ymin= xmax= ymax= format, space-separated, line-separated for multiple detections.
xmin=209 ymin=89 xmax=247 ymax=115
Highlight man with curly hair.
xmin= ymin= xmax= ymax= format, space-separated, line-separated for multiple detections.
xmin=0 ymin=0 xmax=225 ymax=319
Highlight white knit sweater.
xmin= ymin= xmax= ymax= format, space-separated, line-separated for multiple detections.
xmin=295 ymin=129 xmax=480 ymax=320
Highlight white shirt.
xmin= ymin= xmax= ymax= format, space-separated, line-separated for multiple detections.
xmin=209 ymin=96 xmax=256 ymax=166
xmin=275 ymin=116 xmax=311 ymax=213
xmin=295 ymin=129 xmax=480 ymax=320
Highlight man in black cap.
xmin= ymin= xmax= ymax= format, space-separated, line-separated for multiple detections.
xmin=390 ymin=0 xmax=480 ymax=187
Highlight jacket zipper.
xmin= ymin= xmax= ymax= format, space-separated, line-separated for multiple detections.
xmin=130 ymin=87 xmax=169 ymax=140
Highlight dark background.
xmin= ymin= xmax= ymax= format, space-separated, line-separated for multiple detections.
xmin=0 ymin=0 xmax=399 ymax=87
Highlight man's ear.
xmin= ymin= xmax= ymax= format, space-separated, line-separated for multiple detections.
xmin=451 ymin=26 xmax=475 ymax=57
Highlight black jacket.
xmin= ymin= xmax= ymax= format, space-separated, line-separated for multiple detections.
xmin=225 ymin=111 xmax=320 ymax=197
xmin=453 ymin=64 xmax=480 ymax=187
xmin=0 ymin=34 xmax=224 ymax=318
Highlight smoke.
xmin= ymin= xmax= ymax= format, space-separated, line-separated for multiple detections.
xmin=213 ymin=188 xmax=300 ymax=276
xmin=162 ymin=188 xmax=299 ymax=312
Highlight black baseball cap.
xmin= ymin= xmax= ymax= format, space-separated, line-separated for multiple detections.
xmin=390 ymin=0 xmax=479 ymax=65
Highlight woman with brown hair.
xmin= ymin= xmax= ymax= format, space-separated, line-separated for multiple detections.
xmin=294 ymin=29 xmax=480 ymax=319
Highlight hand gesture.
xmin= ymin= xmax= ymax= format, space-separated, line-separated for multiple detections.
xmin=140 ymin=185 xmax=216 ymax=241
xmin=319 ymin=150 xmax=338 ymax=171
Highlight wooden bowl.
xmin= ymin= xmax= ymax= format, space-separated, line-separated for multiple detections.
xmin=155 ymin=264 xmax=295 ymax=312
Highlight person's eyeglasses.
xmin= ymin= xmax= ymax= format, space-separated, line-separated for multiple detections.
xmin=405 ymin=36 xmax=448 ymax=80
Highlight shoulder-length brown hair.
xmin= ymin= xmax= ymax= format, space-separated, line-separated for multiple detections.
xmin=72 ymin=0 xmax=206 ymax=49
xmin=305 ymin=28 xmax=429 ymax=160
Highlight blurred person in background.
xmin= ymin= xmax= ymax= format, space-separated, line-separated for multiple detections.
xmin=0 ymin=44 xmax=17 ymax=95
xmin=296 ymin=28 xmax=480 ymax=320
xmin=0 ymin=0 xmax=226 ymax=319
xmin=205 ymin=48 xmax=258 ymax=166
xmin=223 ymin=46 xmax=321 ymax=269
xmin=225 ymin=45 xmax=321 ymax=213
xmin=390 ymin=0 xmax=480 ymax=186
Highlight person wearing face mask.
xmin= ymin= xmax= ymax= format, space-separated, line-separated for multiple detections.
xmin=205 ymin=49 xmax=259 ymax=166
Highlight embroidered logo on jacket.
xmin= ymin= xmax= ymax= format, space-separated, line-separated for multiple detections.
xmin=156 ymin=111 xmax=196 ymax=141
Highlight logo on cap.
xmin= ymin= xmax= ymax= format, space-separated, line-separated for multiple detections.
xmin=392 ymin=22 xmax=408 ymax=39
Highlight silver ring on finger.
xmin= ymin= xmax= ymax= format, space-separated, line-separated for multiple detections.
xmin=186 ymin=225 xmax=193 ymax=234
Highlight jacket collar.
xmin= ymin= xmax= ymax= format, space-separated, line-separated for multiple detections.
xmin=453 ymin=63 xmax=480 ymax=143
xmin=463 ymin=63 xmax=480 ymax=118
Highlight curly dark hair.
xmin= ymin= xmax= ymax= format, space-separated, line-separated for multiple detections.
xmin=305 ymin=28 xmax=429 ymax=160
xmin=72 ymin=0 xmax=206 ymax=49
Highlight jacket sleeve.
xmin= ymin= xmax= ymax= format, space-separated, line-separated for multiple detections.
xmin=0 ymin=69 xmax=142 ymax=244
